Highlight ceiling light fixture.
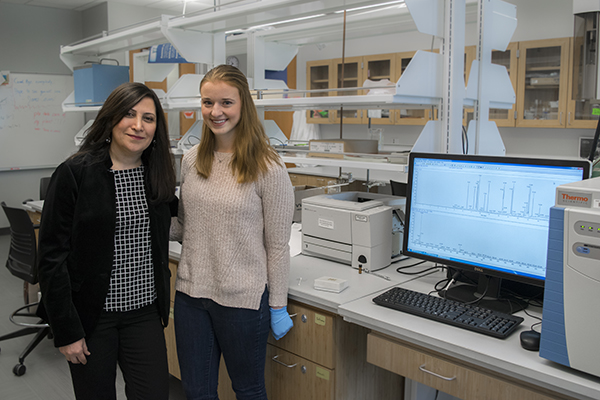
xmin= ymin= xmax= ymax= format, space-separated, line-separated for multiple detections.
xmin=225 ymin=13 xmax=326 ymax=35
xmin=333 ymin=1 xmax=405 ymax=14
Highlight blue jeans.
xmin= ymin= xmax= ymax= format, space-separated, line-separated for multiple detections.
xmin=174 ymin=289 xmax=270 ymax=400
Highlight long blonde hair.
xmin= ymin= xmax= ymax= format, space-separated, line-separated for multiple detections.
xmin=195 ymin=65 xmax=281 ymax=183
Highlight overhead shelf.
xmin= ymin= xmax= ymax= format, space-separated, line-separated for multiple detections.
xmin=59 ymin=0 xmax=417 ymax=69
xmin=59 ymin=0 xmax=514 ymax=157
xmin=279 ymin=154 xmax=408 ymax=172
xmin=255 ymin=94 xmax=439 ymax=111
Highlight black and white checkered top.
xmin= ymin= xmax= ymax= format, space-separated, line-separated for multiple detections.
xmin=104 ymin=166 xmax=156 ymax=312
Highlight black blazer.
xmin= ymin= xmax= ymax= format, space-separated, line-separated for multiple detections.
xmin=36 ymin=153 xmax=175 ymax=348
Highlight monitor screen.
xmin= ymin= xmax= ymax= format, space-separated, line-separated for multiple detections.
xmin=403 ymin=152 xmax=590 ymax=313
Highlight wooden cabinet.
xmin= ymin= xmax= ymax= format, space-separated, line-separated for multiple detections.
xmin=266 ymin=344 xmax=335 ymax=400
xmin=266 ymin=300 xmax=403 ymax=400
xmin=332 ymin=56 xmax=364 ymax=124
xmin=395 ymin=51 xmax=431 ymax=125
xmin=362 ymin=53 xmax=396 ymax=125
xmin=288 ymin=172 xmax=373 ymax=193
xmin=306 ymin=59 xmax=334 ymax=124
xmin=288 ymin=173 xmax=337 ymax=188
xmin=367 ymin=332 xmax=561 ymax=400
xmin=516 ymin=38 xmax=570 ymax=128
xmin=165 ymin=271 xmax=401 ymax=400
xmin=307 ymin=54 xmax=397 ymax=125
xmin=464 ymin=43 xmax=519 ymax=127
xmin=305 ymin=38 xmax=595 ymax=130
xmin=568 ymin=34 xmax=600 ymax=129
xmin=490 ymin=42 xmax=519 ymax=127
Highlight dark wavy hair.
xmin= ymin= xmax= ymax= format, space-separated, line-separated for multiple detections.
xmin=74 ymin=82 xmax=176 ymax=204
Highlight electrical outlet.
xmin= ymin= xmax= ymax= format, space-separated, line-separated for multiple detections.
xmin=391 ymin=137 xmax=402 ymax=144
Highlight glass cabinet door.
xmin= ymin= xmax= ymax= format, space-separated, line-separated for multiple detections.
xmin=306 ymin=59 xmax=333 ymax=124
xmin=394 ymin=51 xmax=430 ymax=125
xmin=516 ymin=38 xmax=570 ymax=128
xmin=362 ymin=54 xmax=395 ymax=125
xmin=569 ymin=19 xmax=600 ymax=129
xmin=332 ymin=56 xmax=363 ymax=124
xmin=489 ymin=42 xmax=518 ymax=127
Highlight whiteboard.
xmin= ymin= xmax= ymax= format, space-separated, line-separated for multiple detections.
xmin=0 ymin=73 xmax=83 ymax=171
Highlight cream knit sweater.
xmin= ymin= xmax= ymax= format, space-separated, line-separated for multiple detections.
xmin=170 ymin=146 xmax=294 ymax=309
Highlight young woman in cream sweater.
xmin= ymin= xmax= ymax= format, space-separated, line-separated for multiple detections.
xmin=170 ymin=64 xmax=294 ymax=400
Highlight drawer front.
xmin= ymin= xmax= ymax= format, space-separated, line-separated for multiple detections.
xmin=367 ymin=333 xmax=557 ymax=400
xmin=289 ymin=174 xmax=308 ymax=186
xmin=266 ymin=344 xmax=334 ymax=400
xmin=268 ymin=301 xmax=335 ymax=368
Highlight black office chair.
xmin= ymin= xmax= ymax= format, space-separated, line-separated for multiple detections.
xmin=39 ymin=177 xmax=51 ymax=201
xmin=0 ymin=201 xmax=51 ymax=376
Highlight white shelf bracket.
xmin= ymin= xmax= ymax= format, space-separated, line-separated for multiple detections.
xmin=164 ymin=74 xmax=203 ymax=110
xmin=162 ymin=15 xmax=226 ymax=65
xmin=467 ymin=0 xmax=516 ymax=155
xmin=405 ymin=0 xmax=445 ymax=37
xmin=247 ymin=32 xmax=294 ymax=91
xmin=407 ymin=0 xmax=466 ymax=154
xmin=60 ymin=53 xmax=93 ymax=72
xmin=395 ymin=50 xmax=443 ymax=102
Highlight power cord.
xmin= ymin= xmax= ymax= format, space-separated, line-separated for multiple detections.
xmin=395 ymin=260 xmax=441 ymax=275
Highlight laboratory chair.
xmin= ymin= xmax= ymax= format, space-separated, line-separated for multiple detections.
xmin=0 ymin=201 xmax=51 ymax=376
xmin=39 ymin=177 xmax=51 ymax=201
xmin=390 ymin=180 xmax=407 ymax=197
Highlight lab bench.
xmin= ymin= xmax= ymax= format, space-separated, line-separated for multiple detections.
xmin=167 ymin=235 xmax=600 ymax=400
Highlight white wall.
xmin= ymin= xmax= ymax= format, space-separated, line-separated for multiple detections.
xmin=0 ymin=2 xmax=176 ymax=229
xmin=295 ymin=0 xmax=594 ymax=164
xmin=0 ymin=3 xmax=84 ymax=229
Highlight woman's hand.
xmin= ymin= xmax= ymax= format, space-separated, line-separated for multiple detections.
xmin=270 ymin=306 xmax=293 ymax=340
xmin=59 ymin=338 xmax=91 ymax=365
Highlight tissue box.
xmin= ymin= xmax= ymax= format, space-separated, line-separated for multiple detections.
xmin=314 ymin=276 xmax=349 ymax=293
xmin=293 ymin=185 xmax=326 ymax=222
xmin=74 ymin=64 xmax=130 ymax=105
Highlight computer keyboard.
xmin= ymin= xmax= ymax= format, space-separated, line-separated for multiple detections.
xmin=372 ymin=287 xmax=524 ymax=339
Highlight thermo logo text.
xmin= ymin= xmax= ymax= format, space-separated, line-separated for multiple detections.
xmin=561 ymin=193 xmax=589 ymax=203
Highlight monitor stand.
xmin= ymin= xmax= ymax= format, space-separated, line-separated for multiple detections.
xmin=442 ymin=275 xmax=528 ymax=315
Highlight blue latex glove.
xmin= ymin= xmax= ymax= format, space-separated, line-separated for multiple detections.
xmin=270 ymin=306 xmax=293 ymax=340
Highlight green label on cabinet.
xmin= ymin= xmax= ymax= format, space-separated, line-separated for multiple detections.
xmin=593 ymin=107 xmax=600 ymax=116
xmin=316 ymin=366 xmax=330 ymax=380
xmin=315 ymin=314 xmax=326 ymax=326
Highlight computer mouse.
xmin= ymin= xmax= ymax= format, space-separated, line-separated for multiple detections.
xmin=520 ymin=330 xmax=541 ymax=351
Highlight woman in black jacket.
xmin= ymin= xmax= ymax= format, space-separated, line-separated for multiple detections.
xmin=37 ymin=82 xmax=177 ymax=400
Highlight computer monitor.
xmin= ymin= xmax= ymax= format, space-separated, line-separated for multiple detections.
xmin=403 ymin=152 xmax=591 ymax=314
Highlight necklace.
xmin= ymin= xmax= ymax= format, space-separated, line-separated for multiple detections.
xmin=215 ymin=151 xmax=231 ymax=163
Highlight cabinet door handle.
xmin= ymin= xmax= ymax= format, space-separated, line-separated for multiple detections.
xmin=272 ymin=355 xmax=297 ymax=368
xmin=418 ymin=364 xmax=456 ymax=381
xmin=289 ymin=313 xmax=308 ymax=323
xmin=560 ymin=111 xmax=563 ymax=125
